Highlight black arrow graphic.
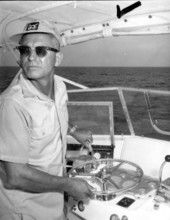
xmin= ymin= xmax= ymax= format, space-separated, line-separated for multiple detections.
xmin=117 ymin=1 xmax=142 ymax=19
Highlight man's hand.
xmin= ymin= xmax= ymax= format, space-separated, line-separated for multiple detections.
xmin=70 ymin=127 xmax=93 ymax=152
xmin=66 ymin=177 xmax=94 ymax=201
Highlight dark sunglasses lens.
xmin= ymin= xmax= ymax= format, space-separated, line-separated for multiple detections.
xmin=36 ymin=47 xmax=47 ymax=57
xmin=18 ymin=46 xmax=30 ymax=56
xmin=17 ymin=46 xmax=49 ymax=57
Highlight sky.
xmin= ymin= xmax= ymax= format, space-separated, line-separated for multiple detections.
xmin=1 ymin=33 xmax=170 ymax=67
xmin=61 ymin=34 xmax=170 ymax=67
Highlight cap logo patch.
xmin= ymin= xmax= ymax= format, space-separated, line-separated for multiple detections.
xmin=26 ymin=22 xmax=39 ymax=31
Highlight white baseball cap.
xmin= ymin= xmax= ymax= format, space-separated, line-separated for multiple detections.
xmin=9 ymin=20 xmax=62 ymax=45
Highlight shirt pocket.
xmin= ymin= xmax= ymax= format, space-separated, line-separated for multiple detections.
xmin=30 ymin=118 xmax=53 ymax=140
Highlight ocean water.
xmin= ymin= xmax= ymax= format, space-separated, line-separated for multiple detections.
xmin=0 ymin=66 xmax=170 ymax=141
xmin=0 ymin=66 xmax=170 ymax=91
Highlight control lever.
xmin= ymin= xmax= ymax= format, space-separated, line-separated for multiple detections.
xmin=154 ymin=155 xmax=170 ymax=208
xmin=158 ymin=155 xmax=170 ymax=188
xmin=80 ymin=144 xmax=94 ymax=157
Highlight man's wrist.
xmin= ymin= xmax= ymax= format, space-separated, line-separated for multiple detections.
xmin=69 ymin=125 xmax=78 ymax=135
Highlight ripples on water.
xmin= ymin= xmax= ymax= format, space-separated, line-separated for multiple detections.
xmin=0 ymin=66 xmax=170 ymax=91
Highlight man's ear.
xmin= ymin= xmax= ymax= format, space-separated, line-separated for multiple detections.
xmin=55 ymin=52 xmax=63 ymax=67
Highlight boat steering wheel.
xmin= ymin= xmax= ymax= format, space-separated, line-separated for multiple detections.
xmin=69 ymin=158 xmax=143 ymax=200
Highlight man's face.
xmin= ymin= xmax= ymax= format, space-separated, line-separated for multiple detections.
xmin=20 ymin=33 xmax=60 ymax=81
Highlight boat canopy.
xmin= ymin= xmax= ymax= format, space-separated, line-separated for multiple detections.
xmin=0 ymin=1 xmax=170 ymax=49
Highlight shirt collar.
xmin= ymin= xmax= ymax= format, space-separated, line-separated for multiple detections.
xmin=19 ymin=70 xmax=61 ymax=101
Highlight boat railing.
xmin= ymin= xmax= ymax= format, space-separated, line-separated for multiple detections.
xmin=67 ymin=86 xmax=170 ymax=141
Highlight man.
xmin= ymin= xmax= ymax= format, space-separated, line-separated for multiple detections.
xmin=0 ymin=20 xmax=93 ymax=220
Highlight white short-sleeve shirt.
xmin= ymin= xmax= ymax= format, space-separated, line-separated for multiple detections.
xmin=0 ymin=70 xmax=68 ymax=220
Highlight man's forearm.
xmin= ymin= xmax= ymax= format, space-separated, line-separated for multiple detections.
xmin=2 ymin=161 xmax=94 ymax=200
xmin=3 ymin=161 xmax=69 ymax=193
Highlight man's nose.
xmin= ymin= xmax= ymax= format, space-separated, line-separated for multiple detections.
xmin=28 ymin=49 xmax=37 ymax=60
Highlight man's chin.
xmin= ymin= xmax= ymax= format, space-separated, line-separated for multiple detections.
xmin=24 ymin=68 xmax=41 ymax=79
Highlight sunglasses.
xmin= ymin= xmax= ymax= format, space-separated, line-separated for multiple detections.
xmin=15 ymin=45 xmax=60 ymax=57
